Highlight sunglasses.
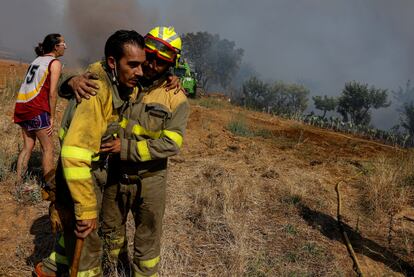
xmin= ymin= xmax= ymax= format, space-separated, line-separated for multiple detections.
xmin=144 ymin=35 xmax=177 ymax=63
xmin=56 ymin=42 xmax=67 ymax=48
xmin=145 ymin=50 xmax=172 ymax=67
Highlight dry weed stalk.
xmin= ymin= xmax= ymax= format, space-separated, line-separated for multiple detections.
xmin=362 ymin=153 xmax=414 ymax=217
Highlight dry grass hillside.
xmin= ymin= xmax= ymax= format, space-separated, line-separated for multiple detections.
xmin=0 ymin=59 xmax=413 ymax=276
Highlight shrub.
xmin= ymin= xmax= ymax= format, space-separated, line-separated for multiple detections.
xmin=226 ymin=117 xmax=253 ymax=137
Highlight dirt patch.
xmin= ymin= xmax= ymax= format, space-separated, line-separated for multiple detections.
xmin=0 ymin=68 xmax=412 ymax=276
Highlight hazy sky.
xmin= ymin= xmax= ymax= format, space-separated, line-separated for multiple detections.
xmin=1 ymin=0 xmax=413 ymax=128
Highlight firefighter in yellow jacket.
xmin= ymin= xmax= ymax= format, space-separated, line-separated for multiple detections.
xmin=34 ymin=30 xmax=147 ymax=277
xmin=35 ymin=27 xmax=189 ymax=277
xmin=100 ymin=26 xmax=189 ymax=276
xmin=67 ymin=26 xmax=189 ymax=276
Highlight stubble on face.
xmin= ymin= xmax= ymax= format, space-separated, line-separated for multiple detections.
xmin=117 ymin=44 xmax=146 ymax=87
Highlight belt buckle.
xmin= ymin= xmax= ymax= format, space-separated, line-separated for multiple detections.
xmin=122 ymin=174 xmax=130 ymax=185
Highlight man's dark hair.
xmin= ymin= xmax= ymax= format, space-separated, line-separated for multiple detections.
xmin=104 ymin=30 xmax=145 ymax=61
xmin=35 ymin=33 xmax=62 ymax=56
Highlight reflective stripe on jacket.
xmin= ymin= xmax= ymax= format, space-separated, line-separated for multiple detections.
xmin=59 ymin=61 xmax=126 ymax=220
xmin=119 ymin=76 xmax=189 ymax=165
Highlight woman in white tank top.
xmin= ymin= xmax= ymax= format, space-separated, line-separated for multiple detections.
xmin=14 ymin=33 xmax=66 ymax=187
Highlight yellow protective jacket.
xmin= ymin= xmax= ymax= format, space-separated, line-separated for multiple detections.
xmin=118 ymin=75 xmax=189 ymax=173
xmin=59 ymin=61 xmax=128 ymax=220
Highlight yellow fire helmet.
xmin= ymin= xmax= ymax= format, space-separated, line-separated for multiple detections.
xmin=145 ymin=26 xmax=182 ymax=64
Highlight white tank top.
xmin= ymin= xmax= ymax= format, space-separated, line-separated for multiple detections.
xmin=16 ymin=55 xmax=55 ymax=103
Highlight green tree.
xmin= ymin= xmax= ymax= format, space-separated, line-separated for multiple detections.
xmin=337 ymin=81 xmax=390 ymax=125
xmin=312 ymin=95 xmax=338 ymax=118
xmin=268 ymin=81 xmax=309 ymax=115
xmin=393 ymin=80 xmax=414 ymax=136
xmin=182 ymin=32 xmax=244 ymax=90
xmin=393 ymin=80 xmax=414 ymax=106
xmin=241 ymin=77 xmax=309 ymax=115
xmin=401 ymin=102 xmax=414 ymax=136
xmin=242 ymin=76 xmax=269 ymax=110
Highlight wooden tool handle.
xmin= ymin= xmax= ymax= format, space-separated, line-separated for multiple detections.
xmin=70 ymin=238 xmax=84 ymax=277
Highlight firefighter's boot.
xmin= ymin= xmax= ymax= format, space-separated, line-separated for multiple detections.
xmin=32 ymin=262 xmax=56 ymax=277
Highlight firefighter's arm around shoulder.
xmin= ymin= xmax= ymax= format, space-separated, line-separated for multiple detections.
xmin=58 ymin=76 xmax=76 ymax=99
xmin=60 ymin=81 xmax=108 ymax=220
xmin=59 ymin=72 xmax=100 ymax=100
xmin=120 ymin=90 xmax=189 ymax=162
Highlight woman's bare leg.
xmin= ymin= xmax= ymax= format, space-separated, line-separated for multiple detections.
xmin=16 ymin=128 xmax=36 ymax=183
xmin=35 ymin=128 xmax=55 ymax=179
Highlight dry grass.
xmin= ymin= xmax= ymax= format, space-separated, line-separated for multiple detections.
xmin=192 ymin=97 xmax=231 ymax=109
xmin=162 ymin=162 xmax=257 ymax=276
xmin=0 ymin=61 xmax=413 ymax=276
xmin=161 ymin=155 xmax=346 ymax=276
xmin=360 ymin=152 xmax=414 ymax=217
xmin=0 ymin=60 xmax=26 ymax=103
xmin=0 ymin=62 xmax=59 ymax=276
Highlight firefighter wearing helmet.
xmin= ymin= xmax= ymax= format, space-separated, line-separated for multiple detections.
xmin=33 ymin=27 xmax=188 ymax=277
xmin=145 ymin=26 xmax=182 ymax=65
xmin=99 ymin=26 xmax=189 ymax=276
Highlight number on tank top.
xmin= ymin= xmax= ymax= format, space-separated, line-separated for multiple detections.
xmin=26 ymin=65 xmax=39 ymax=84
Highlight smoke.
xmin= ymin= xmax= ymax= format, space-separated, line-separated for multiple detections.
xmin=147 ymin=0 xmax=414 ymax=129
xmin=64 ymin=0 xmax=158 ymax=64
xmin=0 ymin=0 xmax=159 ymax=64
xmin=2 ymin=0 xmax=414 ymax=128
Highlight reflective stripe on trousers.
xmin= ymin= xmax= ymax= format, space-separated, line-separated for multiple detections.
xmin=101 ymin=170 xmax=166 ymax=277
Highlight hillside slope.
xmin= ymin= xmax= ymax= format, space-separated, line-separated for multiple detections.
xmin=0 ymin=65 xmax=413 ymax=275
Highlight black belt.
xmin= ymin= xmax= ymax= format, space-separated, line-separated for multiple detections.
xmin=119 ymin=170 xmax=160 ymax=184
xmin=91 ymin=152 xmax=113 ymax=170
xmin=119 ymin=174 xmax=141 ymax=184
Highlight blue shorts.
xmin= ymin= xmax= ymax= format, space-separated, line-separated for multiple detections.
xmin=18 ymin=112 xmax=51 ymax=132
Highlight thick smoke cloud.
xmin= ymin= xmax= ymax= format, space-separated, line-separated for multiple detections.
xmin=64 ymin=0 xmax=158 ymax=64
xmin=0 ymin=0 xmax=158 ymax=64
xmin=2 ymin=0 xmax=414 ymax=128
xmin=147 ymin=0 xmax=414 ymax=128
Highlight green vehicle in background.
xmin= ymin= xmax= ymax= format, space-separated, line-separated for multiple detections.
xmin=174 ymin=60 xmax=197 ymax=98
